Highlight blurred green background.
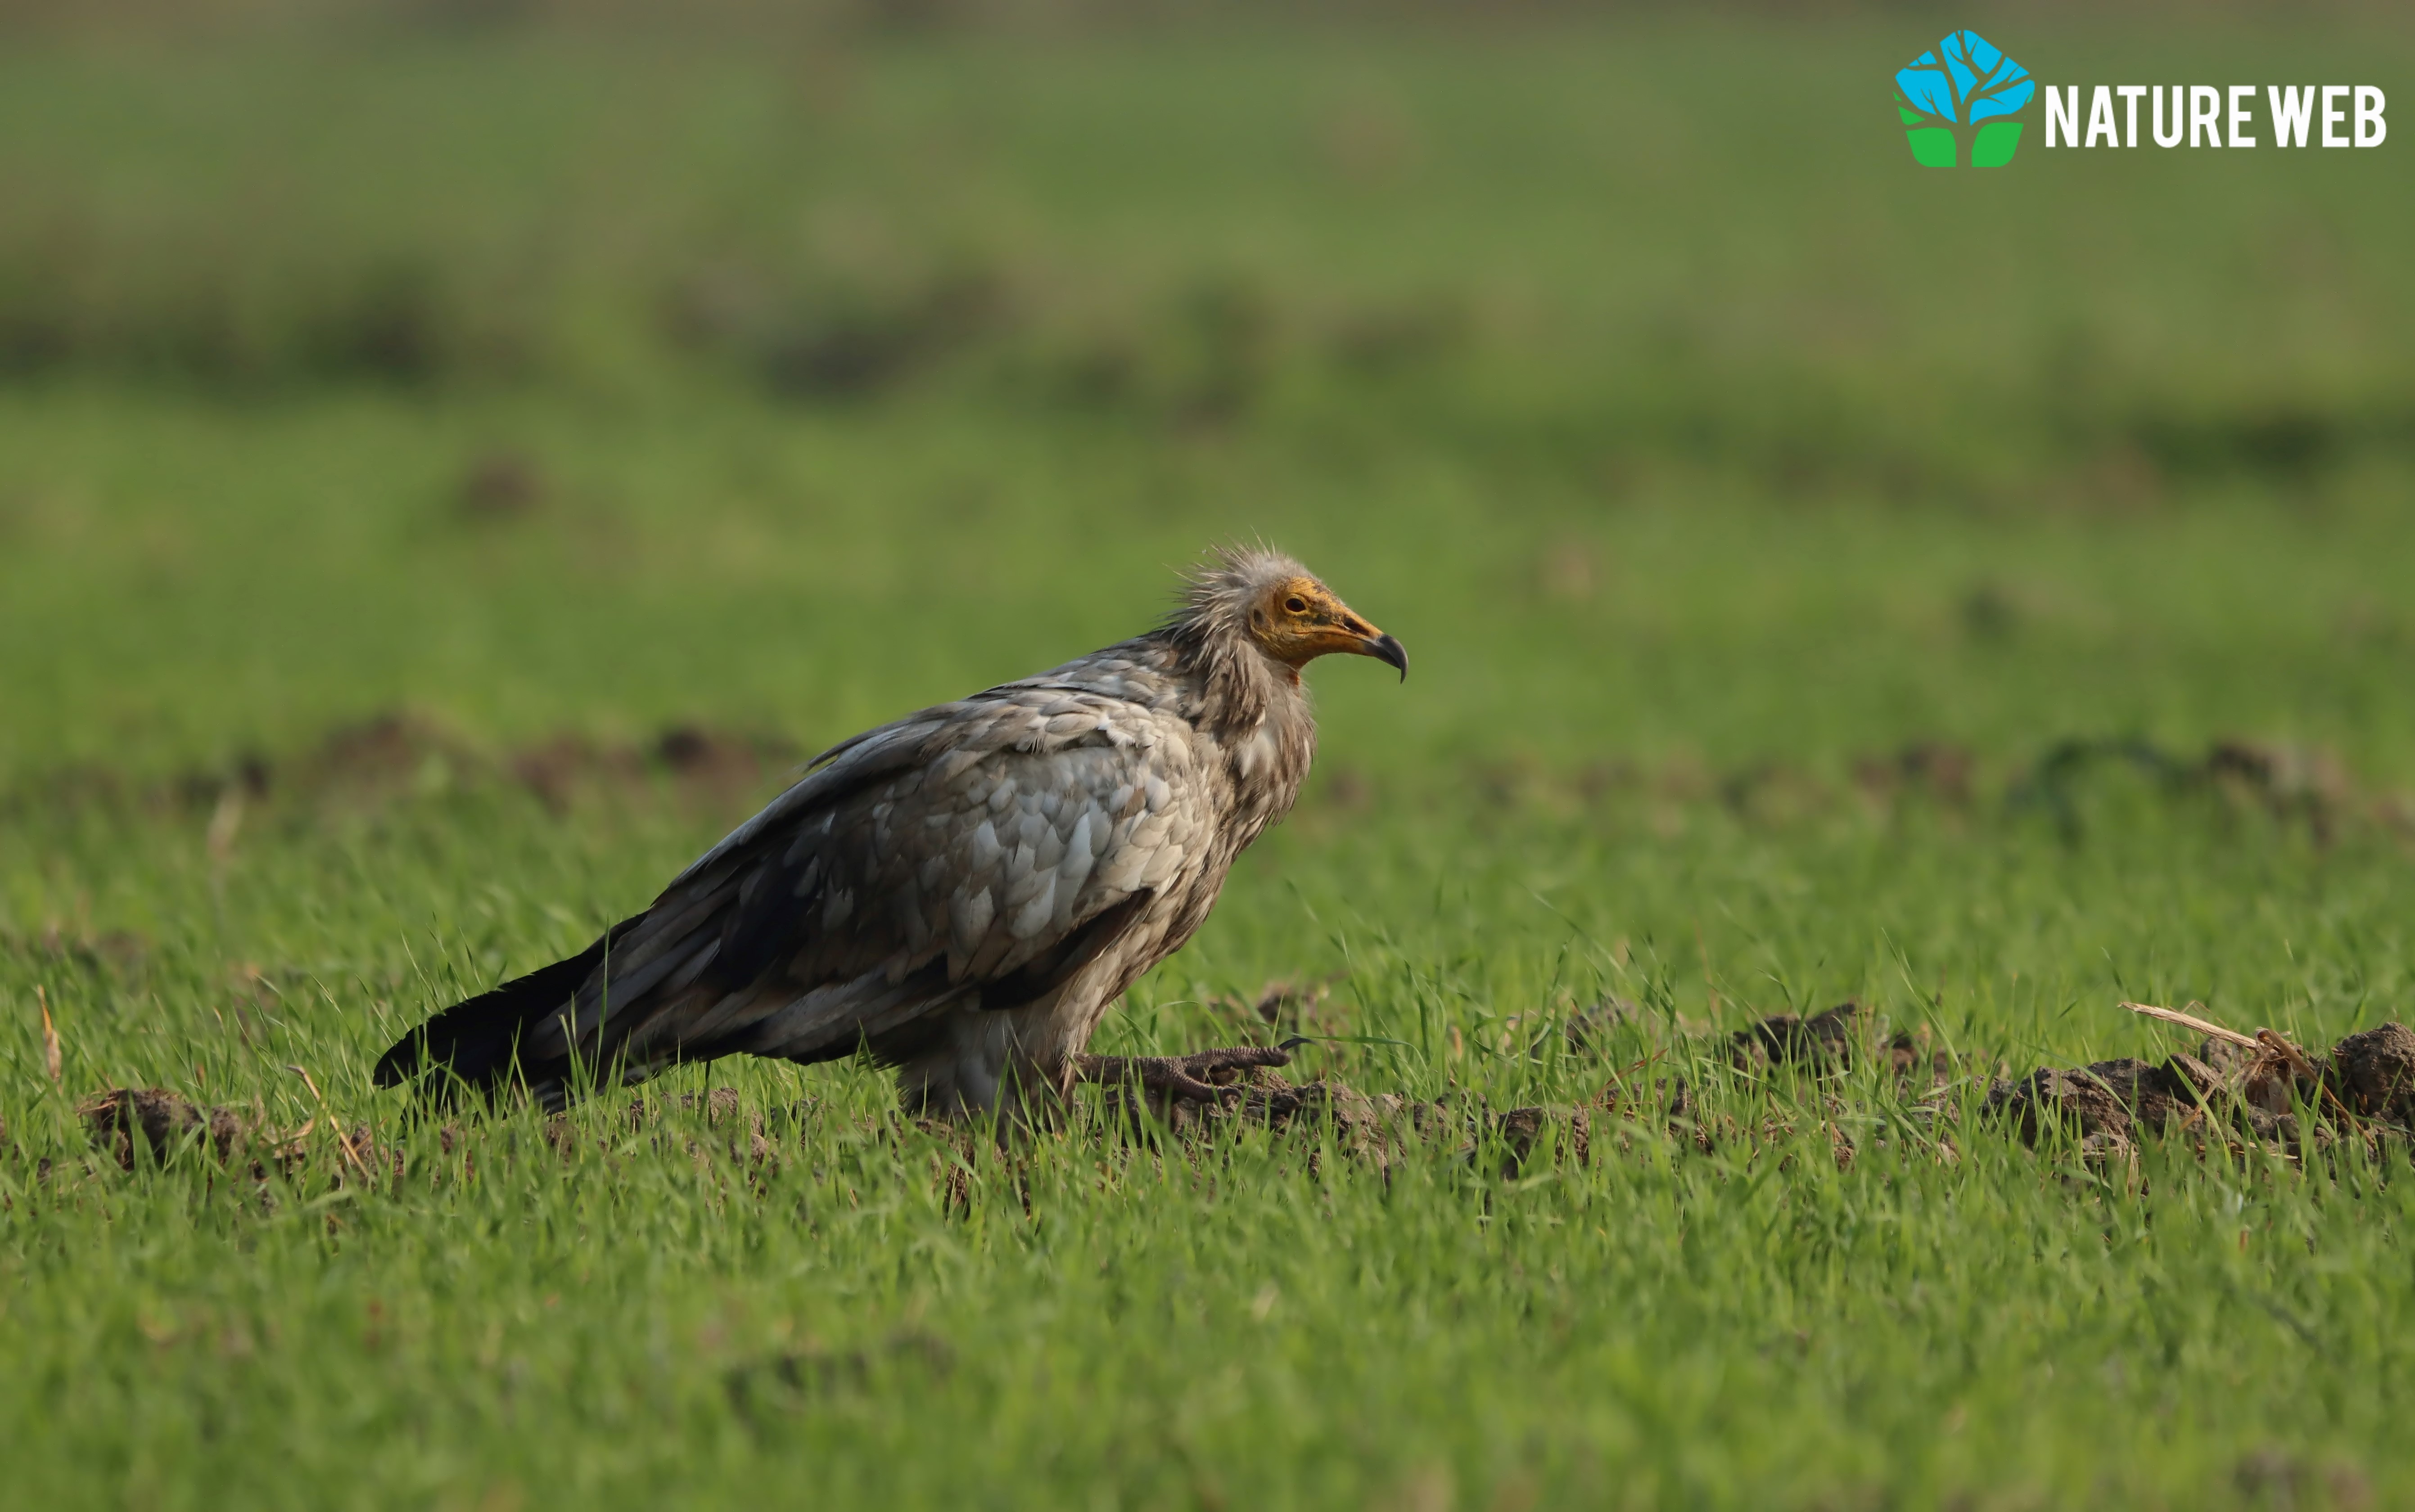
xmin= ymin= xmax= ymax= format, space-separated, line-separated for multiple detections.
xmin=4 ymin=2 xmax=2411 ymax=784
xmin=6 ymin=5 xmax=2415 ymax=1508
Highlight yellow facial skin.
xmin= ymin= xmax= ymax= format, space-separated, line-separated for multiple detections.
xmin=1246 ymin=576 xmax=1408 ymax=679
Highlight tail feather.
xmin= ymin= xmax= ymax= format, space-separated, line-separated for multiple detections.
xmin=374 ymin=915 xmax=645 ymax=1095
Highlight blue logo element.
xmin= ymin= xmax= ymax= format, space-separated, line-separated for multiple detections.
xmin=1896 ymin=31 xmax=2035 ymax=166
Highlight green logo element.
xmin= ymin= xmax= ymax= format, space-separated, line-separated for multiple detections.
xmin=1896 ymin=31 xmax=2034 ymax=166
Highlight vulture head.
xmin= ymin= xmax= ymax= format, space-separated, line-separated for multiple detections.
xmin=1178 ymin=547 xmax=1408 ymax=681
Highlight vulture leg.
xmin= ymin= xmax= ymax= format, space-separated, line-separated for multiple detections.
xmin=1072 ymin=1043 xmax=1295 ymax=1108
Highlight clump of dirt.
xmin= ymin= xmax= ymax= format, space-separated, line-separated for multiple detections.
xmin=1854 ymin=740 xmax=1977 ymax=809
xmin=1716 ymin=761 xmax=1834 ymax=827
xmin=1560 ymin=994 xmax=1644 ymax=1055
xmin=1729 ymin=1000 xmax=1860 ymax=1073
xmin=299 ymin=713 xmax=472 ymax=807
xmin=73 ymin=1085 xmax=409 ymax=1185
xmin=79 ymin=1087 xmax=266 ymax=1171
xmin=1984 ymin=1019 xmax=2415 ymax=1160
xmin=40 ymin=1007 xmax=2408 ymax=1198
xmin=507 ymin=733 xmax=647 ymax=814
xmin=1983 ymin=1069 xmax=2141 ymax=1161
xmin=456 ymin=451 xmax=547 ymax=520
xmin=1080 ymin=1055 xmax=1592 ymax=1179
xmin=1488 ymin=1102 xmax=1591 ymax=1177
xmin=2329 ymin=1022 xmax=2415 ymax=1125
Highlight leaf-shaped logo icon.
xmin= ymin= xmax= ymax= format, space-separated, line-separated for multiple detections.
xmin=1895 ymin=31 xmax=2034 ymax=167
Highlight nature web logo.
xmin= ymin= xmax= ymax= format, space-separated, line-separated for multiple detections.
xmin=1896 ymin=31 xmax=2035 ymax=166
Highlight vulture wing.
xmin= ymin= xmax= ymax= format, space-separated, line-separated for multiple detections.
xmin=375 ymin=684 xmax=1214 ymax=1104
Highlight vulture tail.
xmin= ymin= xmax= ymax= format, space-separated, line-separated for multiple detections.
xmin=374 ymin=915 xmax=646 ymax=1098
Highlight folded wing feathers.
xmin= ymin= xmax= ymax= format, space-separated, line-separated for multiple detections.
xmin=553 ymin=683 xmax=1213 ymax=1073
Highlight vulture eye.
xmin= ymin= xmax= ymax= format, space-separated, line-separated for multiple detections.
xmin=1283 ymin=595 xmax=1309 ymax=614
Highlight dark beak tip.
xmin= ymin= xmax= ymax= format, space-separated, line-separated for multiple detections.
xmin=1372 ymin=633 xmax=1408 ymax=682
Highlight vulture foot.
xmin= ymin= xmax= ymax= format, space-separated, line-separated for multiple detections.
xmin=1073 ymin=1043 xmax=1297 ymax=1105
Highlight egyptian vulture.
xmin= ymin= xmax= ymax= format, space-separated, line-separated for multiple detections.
xmin=374 ymin=548 xmax=1404 ymax=1118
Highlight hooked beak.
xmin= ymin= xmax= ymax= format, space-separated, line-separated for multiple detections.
xmin=1289 ymin=594 xmax=1407 ymax=681
xmin=1364 ymin=631 xmax=1408 ymax=682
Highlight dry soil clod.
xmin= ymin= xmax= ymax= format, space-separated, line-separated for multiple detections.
xmin=1729 ymin=1000 xmax=1860 ymax=1073
xmin=79 ymin=1087 xmax=263 ymax=1171
xmin=46 ymin=1005 xmax=2413 ymax=1193
xmin=1987 ymin=1008 xmax=2415 ymax=1161
xmin=2326 ymin=1022 xmax=2415 ymax=1125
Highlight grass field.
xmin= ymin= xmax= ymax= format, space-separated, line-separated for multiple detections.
xmin=5 ymin=9 xmax=2415 ymax=1508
